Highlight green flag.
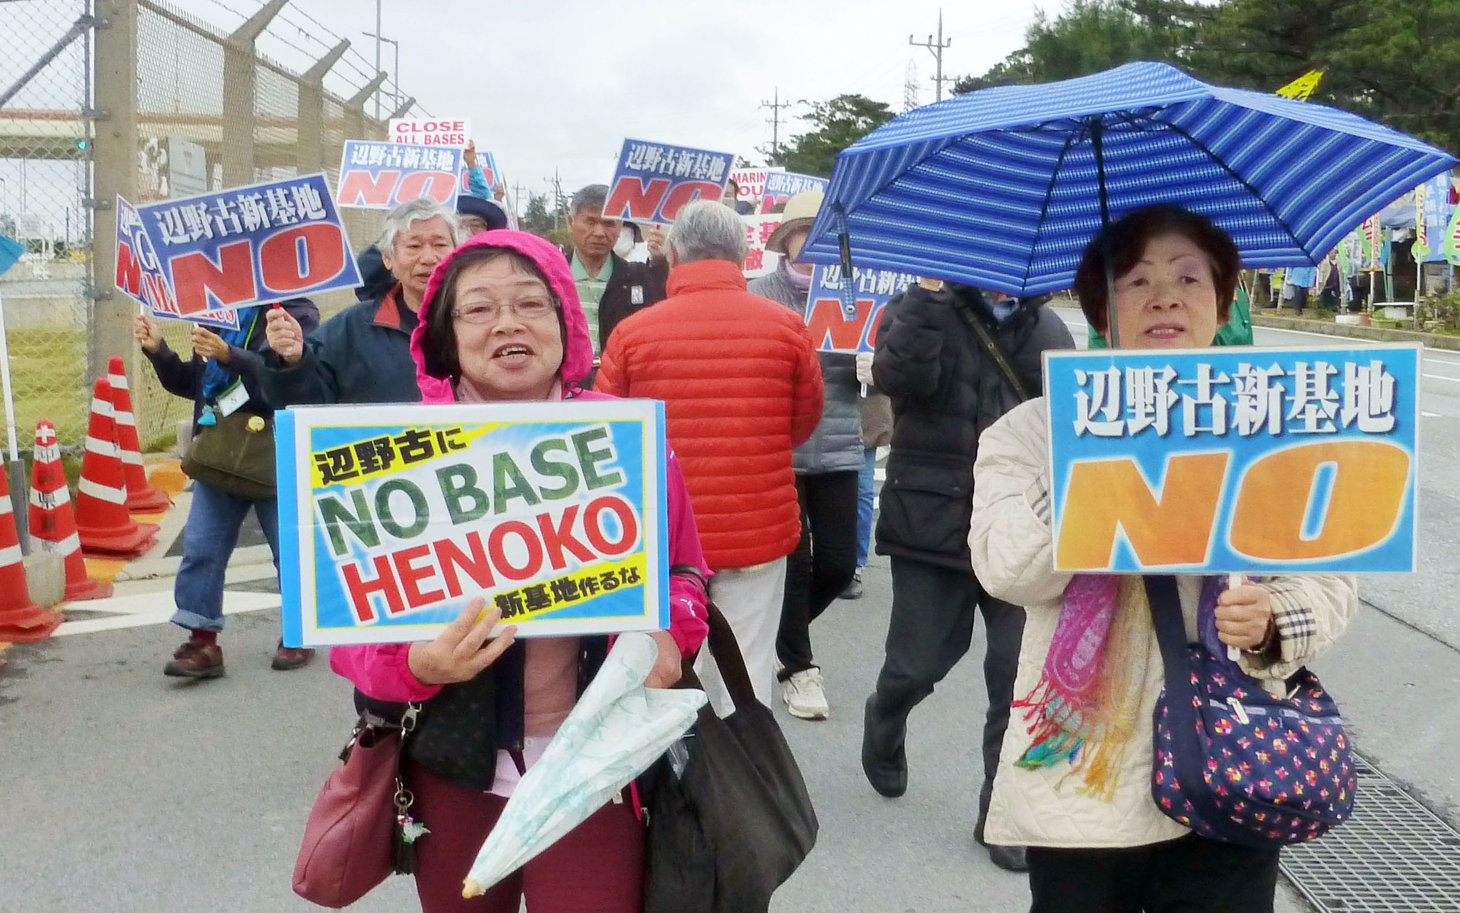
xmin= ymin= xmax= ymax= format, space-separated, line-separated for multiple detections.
xmin=1445 ymin=202 xmax=1460 ymax=265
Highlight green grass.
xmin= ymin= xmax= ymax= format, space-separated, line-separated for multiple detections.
xmin=5 ymin=325 xmax=194 ymax=463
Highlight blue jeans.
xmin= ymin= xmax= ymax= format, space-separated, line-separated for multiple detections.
xmin=856 ymin=447 xmax=877 ymax=567
xmin=171 ymin=479 xmax=280 ymax=633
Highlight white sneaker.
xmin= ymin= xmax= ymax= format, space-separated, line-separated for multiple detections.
xmin=783 ymin=667 xmax=830 ymax=720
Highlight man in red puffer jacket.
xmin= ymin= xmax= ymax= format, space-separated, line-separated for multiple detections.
xmin=596 ymin=200 xmax=823 ymax=713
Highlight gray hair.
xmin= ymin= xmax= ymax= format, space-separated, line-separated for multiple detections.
xmin=666 ymin=200 xmax=748 ymax=264
xmin=377 ymin=198 xmax=460 ymax=253
xmin=570 ymin=184 xmax=609 ymax=217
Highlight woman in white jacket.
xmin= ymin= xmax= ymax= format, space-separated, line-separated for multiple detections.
xmin=968 ymin=204 xmax=1358 ymax=913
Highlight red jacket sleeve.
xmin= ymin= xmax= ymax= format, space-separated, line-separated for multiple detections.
xmin=788 ymin=321 xmax=825 ymax=448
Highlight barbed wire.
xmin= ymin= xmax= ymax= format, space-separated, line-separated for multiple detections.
xmin=182 ymin=0 xmax=426 ymax=117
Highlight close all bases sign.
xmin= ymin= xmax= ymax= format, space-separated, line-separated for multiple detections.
xmin=277 ymin=400 xmax=669 ymax=647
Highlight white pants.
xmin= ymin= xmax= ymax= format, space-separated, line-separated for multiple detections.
xmin=696 ymin=557 xmax=787 ymax=717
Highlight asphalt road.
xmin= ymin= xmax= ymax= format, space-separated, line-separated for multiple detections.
xmin=1 ymin=555 xmax=1325 ymax=913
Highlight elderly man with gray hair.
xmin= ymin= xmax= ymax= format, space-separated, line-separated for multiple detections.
xmin=596 ymin=200 xmax=824 ymax=712
xmin=561 ymin=183 xmax=669 ymax=358
xmin=261 ymin=197 xmax=459 ymax=404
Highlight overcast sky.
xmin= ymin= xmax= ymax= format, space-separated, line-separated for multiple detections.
xmin=175 ymin=0 xmax=1044 ymax=205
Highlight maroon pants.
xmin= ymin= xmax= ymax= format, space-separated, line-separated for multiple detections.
xmin=406 ymin=762 xmax=645 ymax=913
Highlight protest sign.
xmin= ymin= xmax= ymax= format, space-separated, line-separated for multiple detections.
xmin=1416 ymin=173 xmax=1455 ymax=263
xmin=389 ymin=117 xmax=471 ymax=147
xmin=458 ymin=150 xmax=503 ymax=195
xmin=133 ymin=174 xmax=360 ymax=319
xmin=336 ymin=140 xmax=463 ymax=211
xmin=604 ymin=138 xmax=733 ymax=224
xmin=277 ymin=400 xmax=670 ymax=647
xmin=741 ymin=213 xmax=781 ymax=278
xmin=729 ymin=167 xmax=779 ymax=206
xmin=116 ymin=195 xmax=239 ymax=331
xmin=760 ymin=171 xmax=828 ymax=214
xmin=1045 ymin=345 xmax=1420 ymax=574
xmin=803 ymin=264 xmax=916 ymax=353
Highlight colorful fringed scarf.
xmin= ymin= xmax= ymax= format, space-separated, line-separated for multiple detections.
xmin=1012 ymin=574 xmax=1153 ymax=801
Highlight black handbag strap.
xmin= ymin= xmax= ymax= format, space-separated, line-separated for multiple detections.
xmin=955 ymin=303 xmax=1033 ymax=403
xmin=672 ymin=597 xmax=758 ymax=708
xmin=703 ymin=600 xmax=758 ymax=706
xmin=1144 ymin=575 xmax=1192 ymax=696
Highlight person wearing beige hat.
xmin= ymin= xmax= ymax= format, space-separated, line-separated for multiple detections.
xmin=749 ymin=190 xmax=862 ymax=721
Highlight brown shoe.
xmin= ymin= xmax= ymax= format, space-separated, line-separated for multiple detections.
xmin=271 ymin=640 xmax=315 ymax=671
xmin=164 ymin=640 xmax=224 ymax=678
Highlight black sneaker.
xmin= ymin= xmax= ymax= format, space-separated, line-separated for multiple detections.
xmin=838 ymin=569 xmax=864 ymax=600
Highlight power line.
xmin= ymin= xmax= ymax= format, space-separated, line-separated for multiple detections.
xmin=909 ymin=8 xmax=953 ymax=101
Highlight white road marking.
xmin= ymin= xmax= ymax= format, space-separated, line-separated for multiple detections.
xmin=54 ymin=590 xmax=281 ymax=636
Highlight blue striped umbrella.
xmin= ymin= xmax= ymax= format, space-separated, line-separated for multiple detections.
xmin=798 ymin=61 xmax=1456 ymax=297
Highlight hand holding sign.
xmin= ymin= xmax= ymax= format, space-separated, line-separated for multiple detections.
xmin=134 ymin=313 xmax=163 ymax=354
xmin=1215 ymin=576 xmax=1275 ymax=652
xmin=266 ymin=306 xmax=306 ymax=365
xmin=645 ymin=224 xmax=666 ymax=260
xmin=464 ymin=139 xmax=478 ymax=170
xmin=191 ymin=325 xmax=231 ymax=363
xmin=407 ymin=599 xmax=518 ymax=685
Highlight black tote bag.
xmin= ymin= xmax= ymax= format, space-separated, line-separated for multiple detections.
xmin=641 ymin=601 xmax=819 ymax=913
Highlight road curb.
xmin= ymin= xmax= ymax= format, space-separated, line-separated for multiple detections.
xmin=1252 ymin=312 xmax=1460 ymax=351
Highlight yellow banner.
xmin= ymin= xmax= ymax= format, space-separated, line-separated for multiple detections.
xmin=480 ymin=553 xmax=649 ymax=623
xmin=1275 ymin=70 xmax=1324 ymax=101
xmin=310 ymin=423 xmax=500 ymax=489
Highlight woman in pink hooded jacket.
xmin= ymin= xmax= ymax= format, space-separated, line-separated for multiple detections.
xmin=330 ymin=230 xmax=710 ymax=913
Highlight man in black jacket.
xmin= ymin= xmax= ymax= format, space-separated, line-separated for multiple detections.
xmin=560 ymin=184 xmax=669 ymax=356
xmin=862 ymin=283 xmax=1073 ymax=873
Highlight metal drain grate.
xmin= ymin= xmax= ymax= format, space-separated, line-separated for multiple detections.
xmin=1281 ymin=753 xmax=1460 ymax=912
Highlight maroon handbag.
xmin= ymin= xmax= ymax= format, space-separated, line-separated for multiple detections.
xmin=293 ymin=709 xmax=417 ymax=907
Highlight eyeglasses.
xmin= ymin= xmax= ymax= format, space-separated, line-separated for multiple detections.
xmin=451 ymin=298 xmax=559 ymax=324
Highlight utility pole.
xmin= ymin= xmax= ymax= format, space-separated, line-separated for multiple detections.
xmin=909 ymin=9 xmax=952 ymax=101
xmin=513 ymin=180 xmax=525 ymax=219
xmin=760 ymin=87 xmax=792 ymax=161
xmin=373 ymin=0 xmax=382 ymax=119
xmin=544 ymin=169 xmax=564 ymax=231
xmin=362 ymin=31 xmax=400 ymax=111
xmin=903 ymin=60 xmax=920 ymax=112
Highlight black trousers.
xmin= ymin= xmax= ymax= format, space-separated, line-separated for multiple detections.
xmin=777 ymin=470 xmax=860 ymax=677
xmin=1026 ymin=835 xmax=1281 ymax=913
xmin=870 ymin=555 xmax=1024 ymax=828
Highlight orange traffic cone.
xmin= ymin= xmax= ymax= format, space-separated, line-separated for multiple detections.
xmin=0 ymin=461 xmax=62 ymax=643
xmin=107 ymin=355 xmax=171 ymax=513
xmin=76 ymin=379 xmax=158 ymax=558
xmin=30 ymin=421 xmax=112 ymax=601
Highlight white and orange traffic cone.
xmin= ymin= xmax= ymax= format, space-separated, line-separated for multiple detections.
xmin=106 ymin=355 xmax=171 ymax=513
xmin=76 ymin=379 xmax=158 ymax=558
xmin=29 ymin=421 xmax=112 ymax=601
xmin=0 ymin=459 xmax=62 ymax=643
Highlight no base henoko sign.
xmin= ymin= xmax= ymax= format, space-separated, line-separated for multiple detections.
xmin=277 ymin=400 xmax=669 ymax=647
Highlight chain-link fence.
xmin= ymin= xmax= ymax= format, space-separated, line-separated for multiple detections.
xmin=0 ymin=0 xmax=94 ymax=457
xmin=0 ymin=0 xmax=410 ymax=462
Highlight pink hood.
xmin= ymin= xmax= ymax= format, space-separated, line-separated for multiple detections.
xmin=409 ymin=230 xmax=596 ymax=403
